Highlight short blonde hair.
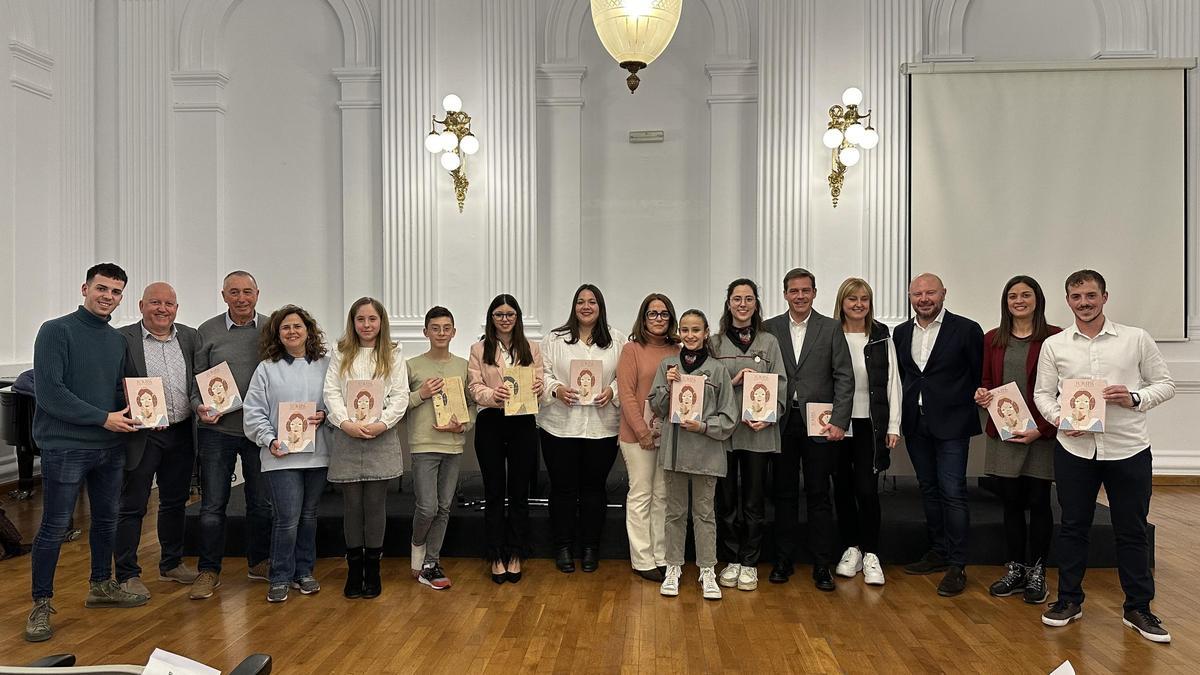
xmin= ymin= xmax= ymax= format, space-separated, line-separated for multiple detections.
xmin=833 ymin=277 xmax=875 ymax=335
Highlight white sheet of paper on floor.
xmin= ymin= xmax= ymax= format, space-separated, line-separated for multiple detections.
xmin=1048 ymin=661 xmax=1075 ymax=675
xmin=143 ymin=648 xmax=220 ymax=675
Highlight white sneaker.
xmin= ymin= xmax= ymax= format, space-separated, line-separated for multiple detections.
xmin=699 ymin=567 xmax=722 ymax=600
xmin=862 ymin=553 xmax=885 ymax=586
xmin=718 ymin=563 xmax=741 ymax=588
xmin=737 ymin=566 xmax=758 ymax=591
xmin=835 ymin=546 xmax=863 ymax=578
xmin=660 ymin=565 xmax=681 ymax=597
xmin=410 ymin=543 xmax=426 ymax=578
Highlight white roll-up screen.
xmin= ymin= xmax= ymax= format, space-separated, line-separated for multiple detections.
xmin=909 ymin=64 xmax=1187 ymax=339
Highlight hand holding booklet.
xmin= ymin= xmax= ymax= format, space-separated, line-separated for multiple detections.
xmin=569 ymin=359 xmax=604 ymax=406
xmin=669 ymin=374 xmax=705 ymax=424
xmin=346 ymin=379 xmax=383 ymax=425
xmin=124 ymin=376 xmax=169 ymax=428
xmin=1058 ymin=378 xmax=1106 ymax=432
xmin=986 ymin=382 xmax=1036 ymax=441
xmin=196 ymin=361 xmax=242 ymax=415
xmin=278 ymin=401 xmax=317 ymax=453
xmin=433 ymin=375 xmax=470 ymax=427
xmin=503 ymin=365 xmax=539 ymax=416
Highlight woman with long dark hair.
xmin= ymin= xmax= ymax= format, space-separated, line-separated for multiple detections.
xmin=616 ymin=293 xmax=680 ymax=582
xmin=709 ymin=279 xmax=786 ymax=592
xmin=467 ymin=294 xmax=544 ymax=583
xmin=539 ymin=284 xmax=624 ymax=573
xmin=973 ymin=275 xmax=1060 ymax=604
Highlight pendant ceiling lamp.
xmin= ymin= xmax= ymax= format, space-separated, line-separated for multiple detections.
xmin=591 ymin=0 xmax=683 ymax=93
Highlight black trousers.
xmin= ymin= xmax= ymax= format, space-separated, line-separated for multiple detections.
xmin=114 ymin=421 xmax=195 ymax=581
xmin=475 ymin=409 xmax=538 ymax=562
xmin=833 ymin=418 xmax=881 ymax=554
xmin=540 ymin=430 xmax=618 ymax=550
xmin=1054 ymin=444 xmax=1154 ymax=611
xmin=716 ymin=449 xmax=770 ymax=565
xmin=773 ymin=411 xmax=840 ymax=566
xmin=995 ymin=474 xmax=1053 ymax=565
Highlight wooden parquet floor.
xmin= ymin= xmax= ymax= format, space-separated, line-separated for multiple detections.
xmin=0 ymin=487 xmax=1197 ymax=673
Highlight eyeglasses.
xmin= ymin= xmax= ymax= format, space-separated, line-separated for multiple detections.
xmin=645 ymin=311 xmax=671 ymax=321
xmin=492 ymin=312 xmax=517 ymax=320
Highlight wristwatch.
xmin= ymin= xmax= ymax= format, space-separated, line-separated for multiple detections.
xmin=1130 ymin=391 xmax=1141 ymax=407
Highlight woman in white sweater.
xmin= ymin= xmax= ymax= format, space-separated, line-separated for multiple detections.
xmin=323 ymin=297 xmax=409 ymax=599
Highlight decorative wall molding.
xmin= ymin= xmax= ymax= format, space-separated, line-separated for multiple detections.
xmin=334 ymin=66 xmax=381 ymax=110
xmin=171 ymin=70 xmax=229 ymax=113
xmin=57 ymin=0 xmax=96 ymax=304
xmin=9 ymin=40 xmax=53 ymax=98
xmin=924 ymin=0 xmax=974 ymax=62
xmin=484 ymin=0 xmax=541 ymax=327
xmin=1092 ymin=0 xmax=1155 ymax=59
xmin=544 ymin=0 xmax=751 ymax=64
xmin=864 ymin=0 xmax=922 ymax=324
xmin=380 ymin=0 xmax=436 ymax=336
xmin=756 ymin=0 xmax=813 ymax=316
xmin=705 ymin=60 xmax=756 ymax=104
xmin=118 ymin=0 xmax=173 ymax=313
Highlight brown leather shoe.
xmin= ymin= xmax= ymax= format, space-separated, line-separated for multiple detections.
xmin=189 ymin=571 xmax=221 ymax=600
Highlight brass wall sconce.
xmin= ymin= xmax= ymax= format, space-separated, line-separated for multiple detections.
xmin=822 ymin=87 xmax=879 ymax=207
xmin=424 ymin=93 xmax=480 ymax=212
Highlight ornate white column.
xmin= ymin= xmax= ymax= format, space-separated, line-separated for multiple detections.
xmin=482 ymin=0 xmax=540 ymax=331
xmin=707 ymin=61 xmax=757 ymax=304
xmin=380 ymin=0 xmax=437 ymax=338
xmin=756 ymin=0 xmax=814 ymax=317
xmin=864 ymin=0 xmax=922 ymax=324
xmin=57 ymin=0 xmax=96 ymax=304
xmin=335 ymin=66 xmax=380 ymax=305
xmin=117 ymin=0 xmax=172 ymax=319
xmin=536 ymin=63 xmax=585 ymax=322
xmin=1158 ymin=0 xmax=1199 ymax=337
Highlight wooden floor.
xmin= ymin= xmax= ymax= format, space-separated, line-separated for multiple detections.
xmin=1 ymin=488 xmax=1197 ymax=674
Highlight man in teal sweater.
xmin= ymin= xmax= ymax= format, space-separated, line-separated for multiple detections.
xmin=25 ymin=263 xmax=146 ymax=643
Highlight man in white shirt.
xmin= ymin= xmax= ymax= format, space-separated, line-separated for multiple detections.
xmin=1033 ymin=269 xmax=1175 ymax=643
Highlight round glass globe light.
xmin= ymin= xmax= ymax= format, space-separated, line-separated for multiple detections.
xmin=424 ymin=132 xmax=442 ymax=154
xmin=459 ymin=134 xmax=479 ymax=155
xmin=439 ymin=130 xmax=459 ymax=151
xmin=860 ymin=127 xmax=879 ymax=149
xmin=440 ymin=151 xmax=461 ymax=171
xmin=442 ymin=94 xmax=462 ymax=113
xmin=842 ymin=87 xmax=863 ymax=106
xmin=845 ymin=123 xmax=865 ymax=145
xmin=822 ymin=128 xmax=844 ymax=149
xmin=839 ymin=146 xmax=861 ymax=167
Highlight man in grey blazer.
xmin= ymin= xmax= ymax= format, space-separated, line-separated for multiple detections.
xmin=763 ymin=268 xmax=854 ymax=590
xmin=113 ymin=282 xmax=201 ymax=598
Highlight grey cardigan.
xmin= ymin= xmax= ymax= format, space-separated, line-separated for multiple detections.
xmin=709 ymin=330 xmax=787 ymax=453
xmin=648 ymin=355 xmax=738 ymax=478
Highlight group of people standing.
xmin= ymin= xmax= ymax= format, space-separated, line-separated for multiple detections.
xmin=22 ymin=262 xmax=1175 ymax=647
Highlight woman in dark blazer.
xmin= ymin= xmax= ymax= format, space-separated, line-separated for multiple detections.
xmin=973 ymin=275 xmax=1061 ymax=605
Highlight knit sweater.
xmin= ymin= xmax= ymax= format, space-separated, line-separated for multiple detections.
xmin=406 ymin=352 xmax=475 ymax=454
xmin=615 ymin=338 xmax=679 ymax=444
xmin=243 ymin=355 xmax=332 ymax=472
xmin=32 ymin=306 xmax=127 ymax=450
xmin=191 ymin=312 xmax=267 ymax=437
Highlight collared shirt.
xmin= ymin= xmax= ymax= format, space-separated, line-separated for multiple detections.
xmin=789 ymin=313 xmax=809 ymax=403
xmin=141 ymin=323 xmax=191 ymax=424
xmin=538 ymin=328 xmax=626 ymax=439
xmin=910 ymin=307 xmax=946 ymax=406
xmin=224 ymin=312 xmax=259 ymax=331
xmin=1033 ymin=319 xmax=1175 ymax=461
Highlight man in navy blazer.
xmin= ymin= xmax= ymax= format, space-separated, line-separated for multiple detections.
xmin=114 ymin=282 xmax=201 ymax=599
xmin=892 ymin=273 xmax=983 ymax=597
xmin=763 ymin=268 xmax=855 ymax=590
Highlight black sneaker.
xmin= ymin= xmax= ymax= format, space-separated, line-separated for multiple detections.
xmin=418 ymin=563 xmax=452 ymax=590
xmin=937 ymin=566 xmax=966 ymax=597
xmin=988 ymin=561 xmax=1027 ymax=597
xmin=1123 ymin=608 xmax=1171 ymax=643
xmin=904 ymin=550 xmax=950 ymax=576
xmin=1041 ymin=599 xmax=1083 ymax=627
xmin=1022 ymin=561 xmax=1048 ymax=604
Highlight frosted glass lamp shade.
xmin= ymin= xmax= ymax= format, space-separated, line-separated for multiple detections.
xmin=424 ymin=132 xmax=442 ymax=153
xmin=439 ymin=130 xmax=459 ymax=151
xmin=860 ymin=127 xmax=879 ymax=149
xmin=442 ymin=94 xmax=462 ymax=113
xmin=838 ymin=146 xmax=861 ymax=167
xmin=822 ymin=128 xmax=844 ymax=149
xmin=845 ymin=123 xmax=865 ymax=145
xmin=459 ymin=134 xmax=480 ymax=155
xmin=591 ymin=0 xmax=682 ymax=91
xmin=440 ymin=151 xmax=461 ymax=171
xmin=842 ymin=87 xmax=863 ymax=106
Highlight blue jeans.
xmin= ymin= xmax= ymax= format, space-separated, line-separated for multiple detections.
xmin=198 ymin=429 xmax=272 ymax=573
xmin=31 ymin=447 xmax=125 ymax=599
xmin=264 ymin=467 xmax=327 ymax=585
xmin=905 ymin=414 xmax=971 ymax=567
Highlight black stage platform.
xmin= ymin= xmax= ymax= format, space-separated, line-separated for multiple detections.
xmin=183 ymin=472 xmax=1151 ymax=567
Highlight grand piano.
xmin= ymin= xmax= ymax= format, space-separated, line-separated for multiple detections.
xmin=0 ymin=378 xmax=39 ymax=499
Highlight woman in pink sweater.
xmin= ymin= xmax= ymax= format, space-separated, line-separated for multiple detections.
xmin=616 ymin=293 xmax=681 ymax=582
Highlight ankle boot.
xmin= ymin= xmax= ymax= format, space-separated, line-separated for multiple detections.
xmin=555 ymin=546 xmax=575 ymax=573
xmin=344 ymin=547 xmax=364 ymax=599
xmin=363 ymin=547 xmax=383 ymax=598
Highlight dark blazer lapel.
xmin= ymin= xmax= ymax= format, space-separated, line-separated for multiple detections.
xmin=179 ymin=328 xmax=196 ymax=380
xmin=795 ymin=313 xmax=823 ymax=370
xmin=772 ymin=315 xmax=798 ymax=373
xmin=127 ymin=325 xmax=149 ymax=377
xmin=923 ymin=312 xmax=959 ymax=371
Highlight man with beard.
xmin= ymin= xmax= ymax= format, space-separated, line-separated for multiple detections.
xmin=1033 ymin=269 xmax=1175 ymax=643
xmin=892 ymin=273 xmax=983 ymax=597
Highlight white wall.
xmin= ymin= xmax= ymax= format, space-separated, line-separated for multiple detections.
xmin=1 ymin=0 xmax=1197 ymax=481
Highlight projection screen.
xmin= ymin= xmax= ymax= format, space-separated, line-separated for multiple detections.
xmin=908 ymin=62 xmax=1188 ymax=340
